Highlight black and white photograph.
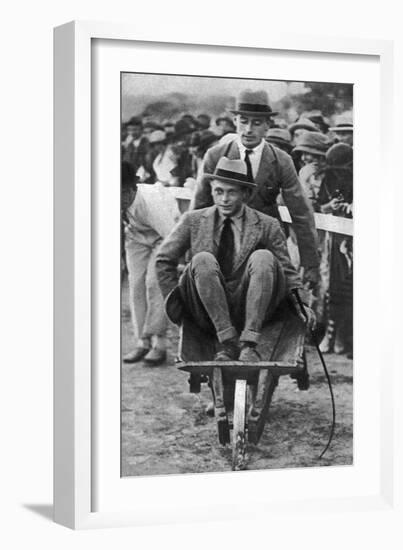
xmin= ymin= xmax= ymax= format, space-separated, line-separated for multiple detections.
xmin=120 ymin=72 xmax=353 ymax=475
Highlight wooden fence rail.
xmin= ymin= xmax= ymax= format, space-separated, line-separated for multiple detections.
xmin=167 ymin=187 xmax=354 ymax=237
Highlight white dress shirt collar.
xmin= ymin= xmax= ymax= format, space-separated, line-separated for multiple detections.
xmin=236 ymin=136 xmax=265 ymax=179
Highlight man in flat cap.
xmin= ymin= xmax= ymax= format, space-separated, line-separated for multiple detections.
xmin=156 ymin=157 xmax=313 ymax=363
xmin=265 ymin=128 xmax=293 ymax=154
xmin=192 ymin=90 xmax=320 ymax=288
xmin=215 ymin=113 xmax=236 ymax=138
xmin=288 ymin=117 xmax=318 ymax=146
xmin=329 ymin=114 xmax=353 ymax=147
xmin=122 ymin=116 xmax=150 ymax=177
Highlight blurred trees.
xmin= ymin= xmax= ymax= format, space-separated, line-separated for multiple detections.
xmin=290 ymin=82 xmax=353 ymax=117
xmin=122 ymin=81 xmax=353 ymax=124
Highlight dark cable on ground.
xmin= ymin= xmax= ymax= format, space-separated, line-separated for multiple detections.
xmin=294 ymin=290 xmax=336 ymax=459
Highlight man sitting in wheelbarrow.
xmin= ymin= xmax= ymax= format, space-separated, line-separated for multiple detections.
xmin=155 ymin=157 xmax=315 ymax=363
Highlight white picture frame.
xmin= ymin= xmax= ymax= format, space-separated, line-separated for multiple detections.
xmin=54 ymin=20 xmax=395 ymax=529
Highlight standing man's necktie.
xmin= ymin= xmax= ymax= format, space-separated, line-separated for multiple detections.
xmin=244 ymin=149 xmax=253 ymax=182
xmin=217 ymin=217 xmax=234 ymax=278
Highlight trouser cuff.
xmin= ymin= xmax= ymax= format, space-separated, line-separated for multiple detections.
xmin=216 ymin=326 xmax=238 ymax=343
xmin=240 ymin=329 xmax=260 ymax=344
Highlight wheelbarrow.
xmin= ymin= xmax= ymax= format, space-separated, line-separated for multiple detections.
xmin=176 ymin=300 xmax=308 ymax=470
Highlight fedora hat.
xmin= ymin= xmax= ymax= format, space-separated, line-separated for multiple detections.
xmin=288 ymin=117 xmax=317 ymax=134
xmin=125 ymin=116 xmax=143 ymax=127
xmin=164 ymin=287 xmax=185 ymax=326
xmin=148 ymin=129 xmax=167 ymax=144
xmin=230 ymin=89 xmax=278 ymax=117
xmin=204 ymin=157 xmax=257 ymax=189
xmin=215 ymin=112 xmax=234 ymax=125
xmin=171 ymin=118 xmax=196 ymax=140
xmin=301 ymin=110 xmax=330 ymax=131
xmin=198 ymin=130 xmax=219 ymax=151
xmin=329 ymin=114 xmax=353 ymax=132
xmin=292 ymin=131 xmax=330 ymax=156
xmin=265 ymin=128 xmax=293 ymax=152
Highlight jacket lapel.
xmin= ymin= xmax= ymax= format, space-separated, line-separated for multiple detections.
xmin=227 ymin=139 xmax=241 ymax=160
xmin=255 ymin=142 xmax=276 ymax=185
xmin=194 ymin=206 xmax=216 ymax=255
xmin=233 ymin=206 xmax=261 ymax=272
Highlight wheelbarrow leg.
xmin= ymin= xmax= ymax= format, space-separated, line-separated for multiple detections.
xmin=247 ymin=369 xmax=278 ymax=444
xmin=232 ymin=379 xmax=247 ymax=470
xmin=212 ymin=367 xmax=230 ymax=445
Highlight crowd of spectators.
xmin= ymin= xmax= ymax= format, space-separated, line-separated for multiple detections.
xmin=121 ymin=105 xmax=353 ymax=358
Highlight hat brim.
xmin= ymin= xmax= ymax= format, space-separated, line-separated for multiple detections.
xmin=149 ymin=138 xmax=167 ymax=145
xmin=292 ymin=145 xmax=327 ymax=156
xmin=230 ymin=109 xmax=278 ymax=117
xmin=204 ymin=173 xmax=257 ymax=189
xmin=288 ymin=124 xmax=317 ymax=133
xmin=329 ymin=126 xmax=354 ymax=132
xmin=215 ymin=116 xmax=233 ymax=124
xmin=165 ymin=287 xmax=184 ymax=325
xmin=266 ymin=137 xmax=293 ymax=151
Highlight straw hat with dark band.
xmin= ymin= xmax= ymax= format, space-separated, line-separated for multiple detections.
xmin=329 ymin=114 xmax=353 ymax=132
xmin=204 ymin=157 xmax=257 ymax=189
xmin=230 ymin=89 xmax=278 ymax=117
xmin=329 ymin=123 xmax=354 ymax=132
xmin=148 ymin=130 xmax=167 ymax=144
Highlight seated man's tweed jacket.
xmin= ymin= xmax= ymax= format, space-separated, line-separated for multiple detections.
xmin=156 ymin=205 xmax=304 ymax=310
xmin=193 ymin=138 xmax=319 ymax=269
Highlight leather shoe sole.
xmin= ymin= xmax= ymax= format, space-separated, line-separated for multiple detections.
xmin=144 ymin=348 xmax=167 ymax=366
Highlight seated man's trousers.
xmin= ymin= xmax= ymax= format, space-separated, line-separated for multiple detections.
xmin=178 ymin=250 xmax=287 ymax=344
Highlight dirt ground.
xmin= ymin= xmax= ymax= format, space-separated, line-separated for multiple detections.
xmin=121 ymin=281 xmax=353 ymax=476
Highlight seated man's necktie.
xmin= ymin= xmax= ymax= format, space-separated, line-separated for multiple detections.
xmin=244 ymin=149 xmax=253 ymax=182
xmin=217 ymin=217 xmax=234 ymax=278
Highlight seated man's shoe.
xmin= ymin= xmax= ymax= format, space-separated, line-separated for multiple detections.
xmin=123 ymin=347 xmax=150 ymax=363
xmin=239 ymin=343 xmax=261 ymax=363
xmin=144 ymin=348 xmax=167 ymax=366
xmin=214 ymin=338 xmax=239 ymax=361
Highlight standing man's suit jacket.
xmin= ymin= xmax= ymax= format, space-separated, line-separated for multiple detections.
xmin=156 ymin=205 xmax=304 ymax=305
xmin=122 ymin=136 xmax=150 ymax=175
xmin=193 ymin=138 xmax=319 ymax=269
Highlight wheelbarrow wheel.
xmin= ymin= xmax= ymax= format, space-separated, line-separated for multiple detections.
xmin=232 ymin=379 xmax=247 ymax=470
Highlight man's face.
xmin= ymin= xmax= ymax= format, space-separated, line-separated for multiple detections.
xmin=235 ymin=115 xmax=269 ymax=149
xmin=151 ymin=142 xmax=166 ymax=155
xmin=300 ymin=152 xmax=325 ymax=167
xmin=211 ymin=180 xmax=247 ymax=217
xmin=335 ymin=131 xmax=353 ymax=146
xmin=126 ymin=124 xmax=142 ymax=140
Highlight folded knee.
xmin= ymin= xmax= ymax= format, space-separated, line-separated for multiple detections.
xmin=249 ymin=249 xmax=276 ymax=269
xmin=191 ymin=251 xmax=218 ymax=270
